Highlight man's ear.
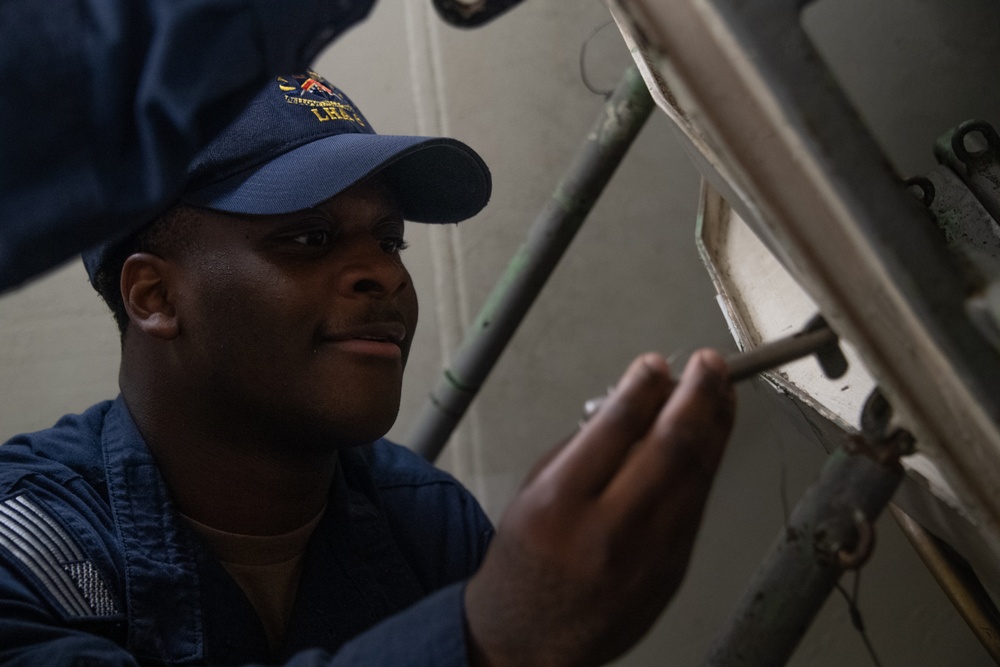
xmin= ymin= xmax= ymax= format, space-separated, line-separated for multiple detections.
xmin=121 ymin=253 xmax=180 ymax=340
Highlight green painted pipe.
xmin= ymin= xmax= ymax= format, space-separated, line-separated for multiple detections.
xmin=703 ymin=433 xmax=909 ymax=666
xmin=408 ymin=65 xmax=654 ymax=461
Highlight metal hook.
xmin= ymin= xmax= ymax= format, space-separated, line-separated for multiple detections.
xmin=904 ymin=176 xmax=936 ymax=208
xmin=835 ymin=510 xmax=875 ymax=571
xmin=951 ymin=119 xmax=1000 ymax=167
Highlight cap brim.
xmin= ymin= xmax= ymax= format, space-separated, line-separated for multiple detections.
xmin=183 ymin=134 xmax=491 ymax=223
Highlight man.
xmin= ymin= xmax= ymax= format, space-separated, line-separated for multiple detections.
xmin=0 ymin=73 xmax=735 ymax=665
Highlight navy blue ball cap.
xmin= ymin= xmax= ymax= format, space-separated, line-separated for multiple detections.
xmin=185 ymin=133 xmax=489 ymax=222
xmin=82 ymin=72 xmax=491 ymax=282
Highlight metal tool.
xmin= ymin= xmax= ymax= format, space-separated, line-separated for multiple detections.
xmin=583 ymin=315 xmax=846 ymax=422
xmin=727 ymin=314 xmax=846 ymax=382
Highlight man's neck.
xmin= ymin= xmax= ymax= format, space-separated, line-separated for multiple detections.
xmin=121 ymin=389 xmax=340 ymax=536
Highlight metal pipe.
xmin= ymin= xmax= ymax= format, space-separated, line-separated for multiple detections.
xmin=408 ymin=65 xmax=655 ymax=461
xmin=702 ymin=433 xmax=909 ymax=666
xmin=431 ymin=0 xmax=526 ymax=28
xmin=889 ymin=504 xmax=1000 ymax=665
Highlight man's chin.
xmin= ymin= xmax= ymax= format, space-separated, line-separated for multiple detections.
xmin=297 ymin=405 xmax=400 ymax=450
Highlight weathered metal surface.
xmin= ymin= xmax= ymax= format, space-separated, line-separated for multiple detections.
xmin=408 ymin=66 xmax=655 ymax=461
xmin=611 ymin=0 xmax=1000 ymax=569
xmin=915 ymin=165 xmax=1000 ymax=266
xmin=431 ymin=0 xmax=526 ymax=28
xmin=936 ymin=120 xmax=1000 ymax=227
xmin=911 ymin=159 xmax=1000 ymax=355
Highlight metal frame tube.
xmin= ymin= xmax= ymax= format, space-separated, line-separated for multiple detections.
xmin=616 ymin=0 xmax=1000 ymax=557
xmin=408 ymin=65 xmax=654 ymax=461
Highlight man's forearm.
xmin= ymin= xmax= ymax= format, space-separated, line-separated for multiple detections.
xmin=0 ymin=0 xmax=376 ymax=290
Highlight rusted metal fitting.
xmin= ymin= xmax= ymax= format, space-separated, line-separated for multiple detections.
xmin=884 ymin=428 xmax=916 ymax=459
xmin=814 ymin=509 xmax=875 ymax=571
xmin=835 ymin=510 xmax=875 ymax=570
xmin=856 ymin=387 xmax=916 ymax=464
xmin=844 ymin=429 xmax=914 ymax=467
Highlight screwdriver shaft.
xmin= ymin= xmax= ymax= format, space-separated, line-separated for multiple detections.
xmin=581 ymin=323 xmax=839 ymax=423
xmin=727 ymin=326 xmax=838 ymax=382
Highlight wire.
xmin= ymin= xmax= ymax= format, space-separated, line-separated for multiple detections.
xmin=834 ymin=571 xmax=883 ymax=667
xmin=579 ymin=20 xmax=616 ymax=98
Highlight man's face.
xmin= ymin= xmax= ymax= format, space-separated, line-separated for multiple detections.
xmin=168 ymin=177 xmax=419 ymax=449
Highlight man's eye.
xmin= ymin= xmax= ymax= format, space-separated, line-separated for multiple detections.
xmin=379 ymin=237 xmax=409 ymax=254
xmin=291 ymin=230 xmax=332 ymax=246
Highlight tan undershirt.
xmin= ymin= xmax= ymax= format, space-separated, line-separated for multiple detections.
xmin=182 ymin=509 xmax=326 ymax=650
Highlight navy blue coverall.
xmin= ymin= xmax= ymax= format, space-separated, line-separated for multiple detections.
xmin=0 ymin=0 xmax=378 ymax=288
xmin=0 ymin=398 xmax=494 ymax=665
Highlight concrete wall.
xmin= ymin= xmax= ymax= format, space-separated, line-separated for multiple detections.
xmin=2 ymin=0 xmax=999 ymax=664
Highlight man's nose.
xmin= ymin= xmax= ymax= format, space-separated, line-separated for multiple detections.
xmin=336 ymin=239 xmax=410 ymax=298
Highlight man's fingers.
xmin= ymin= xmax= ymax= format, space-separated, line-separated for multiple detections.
xmin=533 ymin=353 xmax=674 ymax=498
xmin=474 ymin=351 xmax=735 ymax=667
xmin=603 ymin=349 xmax=735 ymax=522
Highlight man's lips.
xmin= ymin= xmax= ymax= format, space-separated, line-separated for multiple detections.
xmin=323 ymin=322 xmax=406 ymax=347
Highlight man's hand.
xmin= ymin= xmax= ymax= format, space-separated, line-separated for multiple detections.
xmin=465 ymin=350 xmax=736 ymax=667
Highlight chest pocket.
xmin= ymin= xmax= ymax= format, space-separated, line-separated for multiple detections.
xmin=0 ymin=494 xmax=119 ymax=619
